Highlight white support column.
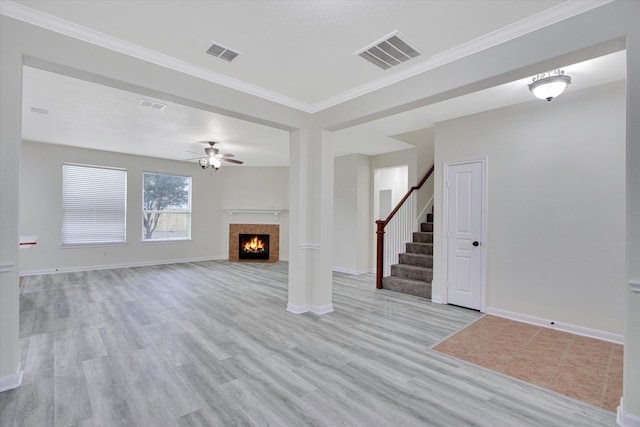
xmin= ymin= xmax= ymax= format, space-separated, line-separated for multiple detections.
xmin=0 ymin=16 xmax=23 ymax=391
xmin=287 ymin=127 xmax=334 ymax=315
xmin=619 ymin=18 xmax=640 ymax=427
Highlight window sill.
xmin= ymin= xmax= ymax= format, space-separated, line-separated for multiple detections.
xmin=141 ymin=238 xmax=192 ymax=244
xmin=61 ymin=242 xmax=127 ymax=249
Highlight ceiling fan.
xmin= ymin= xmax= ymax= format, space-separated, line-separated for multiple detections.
xmin=188 ymin=141 xmax=244 ymax=170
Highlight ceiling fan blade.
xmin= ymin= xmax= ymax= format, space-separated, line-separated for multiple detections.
xmin=187 ymin=150 xmax=202 ymax=156
xmin=216 ymin=152 xmax=235 ymax=158
xmin=221 ymin=158 xmax=243 ymax=164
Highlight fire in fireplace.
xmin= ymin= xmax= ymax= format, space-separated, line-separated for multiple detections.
xmin=239 ymin=234 xmax=270 ymax=260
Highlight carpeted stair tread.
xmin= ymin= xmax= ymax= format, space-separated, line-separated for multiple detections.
xmin=382 ymin=276 xmax=432 ymax=299
xmin=406 ymin=242 xmax=433 ymax=255
xmin=391 ymin=264 xmax=433 ymax=282
xmin=398 ymin=252 xmax=433 ymax=268
xmin=412 ymin=231 xmax=433 ymax=243
xmin=381 ymin=211 xmax=435 ymax=299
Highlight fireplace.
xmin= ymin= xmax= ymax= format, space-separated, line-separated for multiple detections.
xmin=239 ymin=234 xmax=269 ymax=260
xmin=229 ymin=224 xmax=279 ymax=263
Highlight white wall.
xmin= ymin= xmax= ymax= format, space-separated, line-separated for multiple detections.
xmin=373 ymin=166 xmax=408 ymax=219
xmin=333 ymin=154 xmax=371 ymax=275
xmin=392 ymin=127 xmax=435 ymax=214
xmin=218 ymin=166 xmax=290 ymax=261
xmin=433 ymin=81 xmax=626 ymax=335
xmin=19 ymin=141 xmax=289 ymax=273
xmin=371 ymin=147 xmax=417 ymax=187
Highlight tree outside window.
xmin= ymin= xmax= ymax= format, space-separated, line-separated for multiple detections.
xmin=143 ymin=172 xmax=191 ymax=241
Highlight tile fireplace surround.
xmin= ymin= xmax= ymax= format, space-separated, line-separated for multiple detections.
xmin=228 ymin=224 xmax=279 ymax=263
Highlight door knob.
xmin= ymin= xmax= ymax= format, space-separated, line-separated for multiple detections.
xmin=473 ymin=241 xmax=479 ymax=247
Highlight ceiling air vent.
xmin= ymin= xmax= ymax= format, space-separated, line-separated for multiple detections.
xmin=355 ymin=31 xmax=422 ymax=70
xmin=139 ymin=99 xmax=167 ymax=110
xmin=206 ymin=42 xmax=240 ymax=62
xmin=30 ymin=107 xmax=49 ymax=115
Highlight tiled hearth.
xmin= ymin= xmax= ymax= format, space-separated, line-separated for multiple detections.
xmin=229 ymin=224 xmax=279 ymax=263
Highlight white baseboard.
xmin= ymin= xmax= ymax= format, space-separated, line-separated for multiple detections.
xmin=287 ymin=303 xmax=334 ymax=315
xmin=617 ymin=398 xmax=640 ymax=427
xmin=19 ymin=256 xmax=227 ymax=276
xmin=310 ymin=304 xmax=334 ymax=315
xmin=485 ymin=307 xmax=624 ymax=344
xmin=286 ymin=303 xmax=310 ymax=314
xmin=0 ymin=363 xmax=23 ymax=392
xmin=333 ymin=266 xmax=369 ymax=275
xmin=431 ymin=295 xmax=444 ymax=304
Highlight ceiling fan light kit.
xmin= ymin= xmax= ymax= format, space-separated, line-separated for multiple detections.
xmin=198 ymin=157 xmax=219 ymax=170
xmin=193 ymin=141 xmax=243 ymax=171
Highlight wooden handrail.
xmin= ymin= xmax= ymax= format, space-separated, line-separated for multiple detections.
xmin=376 ymin=165 xmax=434 ymax=289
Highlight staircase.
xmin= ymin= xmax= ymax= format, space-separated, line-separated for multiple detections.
xmin=381 ymin=211 xmax=433 ymax=299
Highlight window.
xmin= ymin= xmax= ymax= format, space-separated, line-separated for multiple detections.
xmin=62 ymin=164 xmax=127 ymax=246
xmin=142 ymin=172 xmax=191 ymax=241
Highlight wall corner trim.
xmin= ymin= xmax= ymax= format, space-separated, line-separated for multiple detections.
xmin=0 ymin=363 xmax=23 ymax=393
xmin=617 ymin=398 xmax=640 ymax=427
xmin=299 ymin=243 xmax=320 ymax=250
xmin=0 ymin=262 xmax=15 ymax=273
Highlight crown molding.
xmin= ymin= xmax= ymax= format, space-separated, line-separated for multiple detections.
xmin=0 ymin=0 xmax=314 ymax=112
xmin=309 ymin=0 xmax=615 ymax=112
xmin=2 ymin=0 xmax=613 ymax=114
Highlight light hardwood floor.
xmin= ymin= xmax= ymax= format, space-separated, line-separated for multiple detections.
xmin=1 ymin=261 xmax=616 ymax=426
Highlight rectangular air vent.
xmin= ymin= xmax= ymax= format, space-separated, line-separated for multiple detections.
xmin=30 ymin=107 xmax=49 ymax=115
xmin=139 ymin=99 xmax=166 ymax=110
xmin=355 ymin=31 xmax=422 ymax=70
xmin=206 ymin=42 xmax=240 ymax=62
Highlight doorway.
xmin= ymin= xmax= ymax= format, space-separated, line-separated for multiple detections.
xmin=373 ymin=165 xmax=408 ymax=268
xmin=443 ymin=158 xmax=486 ymax=311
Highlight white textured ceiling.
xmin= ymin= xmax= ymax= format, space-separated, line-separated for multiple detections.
xmin=12 ymin=0 xmax=565 ymax=107
xmin=21 ymin=67 xmax=292 ymax=166
xmin=5 ymin=1 xmax=626 ymax=166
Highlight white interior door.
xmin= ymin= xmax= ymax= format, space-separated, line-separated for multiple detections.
xmin=446 ymin=160 xmax=484 ymax=310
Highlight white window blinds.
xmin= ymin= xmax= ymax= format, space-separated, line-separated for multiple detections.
xmin=62 ymin=164 xmax=127 ymax=246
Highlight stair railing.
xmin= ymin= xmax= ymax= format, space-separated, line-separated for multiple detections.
xmin=376 ymin=165 xmax=435 ymax=289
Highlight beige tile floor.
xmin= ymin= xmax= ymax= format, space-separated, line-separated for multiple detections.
xmin=433 ymin=315 xmax=623 ymax=412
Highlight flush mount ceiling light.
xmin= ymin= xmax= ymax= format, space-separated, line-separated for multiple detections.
xmin=528 ymin=69 xmax=572 ymax=101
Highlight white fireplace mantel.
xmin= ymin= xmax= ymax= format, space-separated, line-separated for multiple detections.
xmin=223 ymin=208 xmax=286 ymax=221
